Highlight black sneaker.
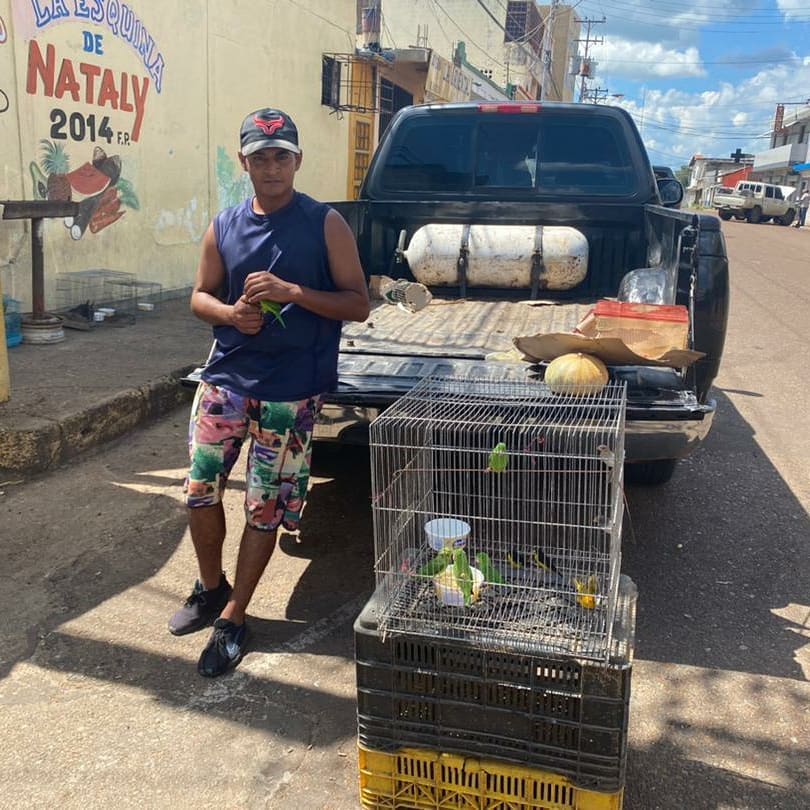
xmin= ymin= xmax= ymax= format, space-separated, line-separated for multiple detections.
xmin=197 ymin=618 xmax=249 ymax=677
xmin=167 ymin=574 xmax=232 ymax=636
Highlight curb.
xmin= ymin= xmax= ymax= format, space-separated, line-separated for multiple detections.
xmin=0 ymin=367 xmax=196 ymax=479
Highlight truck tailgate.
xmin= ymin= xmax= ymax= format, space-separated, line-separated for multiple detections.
xmin=341 ymin=299 xmax=592 ymax=358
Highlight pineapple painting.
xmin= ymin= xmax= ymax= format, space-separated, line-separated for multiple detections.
xmin=42 ymin=140 xmax=72 ymax=201
xmin=30 ymin=140 xmax=72 ymax=201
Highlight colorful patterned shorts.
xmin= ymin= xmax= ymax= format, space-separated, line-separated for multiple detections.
xmin=184 ymin=382 xmax=322 ymax=532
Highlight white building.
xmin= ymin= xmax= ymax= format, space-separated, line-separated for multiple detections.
xmin=750 ymin=104 xmax=810 ymax=190
xmin=686 ymin=155 xmax=754 ymax=207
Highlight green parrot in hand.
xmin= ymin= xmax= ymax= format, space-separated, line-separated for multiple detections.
xmin=260 ymin=300 xmax=286 ymax=327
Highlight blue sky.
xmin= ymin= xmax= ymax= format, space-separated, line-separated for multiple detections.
xmin=576 ymin=0 xmax=810 ymax=169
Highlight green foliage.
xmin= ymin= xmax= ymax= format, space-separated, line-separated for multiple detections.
xmin=115 ymin=177 xmax=140 ymax=209
xmin=39 ymin=139 xmax=70 ymax=174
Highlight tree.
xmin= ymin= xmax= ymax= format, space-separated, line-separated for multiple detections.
xmin=676 ymin=165 xmax=691 ymax=187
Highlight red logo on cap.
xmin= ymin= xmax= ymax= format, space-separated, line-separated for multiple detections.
xmin=253 ymin=114 xmax=285 ymax=136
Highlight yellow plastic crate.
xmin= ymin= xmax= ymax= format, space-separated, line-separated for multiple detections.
xmin=359 ymin=745 xmax=623 ymax=809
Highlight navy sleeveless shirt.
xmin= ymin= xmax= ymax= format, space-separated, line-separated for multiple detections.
xmin=201 ymin=192 xmax=341 ymax=401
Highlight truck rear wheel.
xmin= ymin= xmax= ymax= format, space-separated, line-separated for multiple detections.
xmin=718 ymin=210 xmax=732 ymax=221
xmin=747 ymin=206 xmax=762 ymax=223
xmin=624 ymin=459 xmax=678 ymax=486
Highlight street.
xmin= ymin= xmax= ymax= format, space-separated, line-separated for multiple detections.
xmin=1 ymin=216 xmax=809 ymax=810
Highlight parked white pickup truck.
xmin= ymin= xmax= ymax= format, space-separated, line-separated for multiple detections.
xmin=715 ymin=180 xmax=797 ymax=225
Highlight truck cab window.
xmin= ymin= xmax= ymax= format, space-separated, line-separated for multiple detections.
xmin=377 ymin=109 xmax=638 ymax=197
xmin=536 ymin=119 xmax=633 ymax=192
xmin=474 ymin=121 xmax=537 ymax=188
xmin=380 ymin=120 xmax=472 ymax=191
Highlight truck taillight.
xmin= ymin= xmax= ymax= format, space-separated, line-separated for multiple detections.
xmin=478 ymin=103 xmax=542 ymax=114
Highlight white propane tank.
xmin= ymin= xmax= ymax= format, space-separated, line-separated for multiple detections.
xmin=402 ymin=224 xmax=588 ymax=290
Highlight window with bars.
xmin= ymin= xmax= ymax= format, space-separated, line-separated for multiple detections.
xmin=321 ymin=53 xmax=378 ymax=112
xmin=504 ymin=1 xmax=543 ymax=52
xmin=321 ymin=56 xmax=341 ymax=107
xmin=505 ymin=1 xmax=529 ymax=41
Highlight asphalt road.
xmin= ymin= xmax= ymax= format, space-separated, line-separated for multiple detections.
xmin=1 ymin=215 xmax=808 ymax=809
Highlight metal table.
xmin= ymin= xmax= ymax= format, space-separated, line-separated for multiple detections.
xmin=1 ymin=199 xmax=80 ymax=343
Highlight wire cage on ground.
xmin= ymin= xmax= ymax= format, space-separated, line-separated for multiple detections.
xmin=55 ymin=269 xmax=136 ymax=311
xmin=369 ymin=375 xmax=627 ymax=664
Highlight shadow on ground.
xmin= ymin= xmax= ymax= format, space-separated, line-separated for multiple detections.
xmin=623 ymin=389 xmax=809 ymax=681
xmin=627 ymin=731 xmax=809 ymax=810
xmin=3 ymin=387 xmax=807 ymax=804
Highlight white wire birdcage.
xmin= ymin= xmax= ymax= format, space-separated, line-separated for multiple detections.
xmin=370 ymin=375 xmax=627 ymax=663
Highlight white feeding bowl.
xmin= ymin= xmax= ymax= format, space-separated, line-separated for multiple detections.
xmin=433 ymin=564 xmax=485 ymax=607
xmin=424 ymin=517 xmax=471 ymax=552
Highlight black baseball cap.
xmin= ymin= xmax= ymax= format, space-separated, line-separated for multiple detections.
xmin=240 ymin=108 xmax=300 ymax=156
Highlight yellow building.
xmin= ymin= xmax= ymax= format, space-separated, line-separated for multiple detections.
xmin=538 ymin=4 xmax=580 ymax=103
xmin=0 ymin=0 xmax=356 ymax=313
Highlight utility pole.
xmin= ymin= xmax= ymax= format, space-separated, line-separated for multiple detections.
xmin=574 ymin=16 xmax=605 ymax=103
xmin=584 ymin=87 xmax=610 ymax=104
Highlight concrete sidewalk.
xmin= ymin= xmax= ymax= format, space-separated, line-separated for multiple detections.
xmin=0 ymin=297 xmax=211 ymax=479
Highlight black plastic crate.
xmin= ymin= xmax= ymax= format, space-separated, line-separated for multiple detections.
xmin=354 ymin=575 xmax=636 ymax=793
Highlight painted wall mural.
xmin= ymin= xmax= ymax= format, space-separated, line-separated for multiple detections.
xmin=30 ymin=141 xmax=138 ymax=238
xmin=216 ymin=146 xmax=252 ymax=212
xmin=12 ymin=0 xmax=165 ymax=238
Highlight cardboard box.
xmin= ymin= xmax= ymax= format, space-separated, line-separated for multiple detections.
xmin=513 ymin=332 xmax=704 ymax=368
xmin=514 ymin=300 xmax=704 ymax=368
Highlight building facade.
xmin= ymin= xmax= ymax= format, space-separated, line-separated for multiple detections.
xmin=686 ymin=155 xmax=755 ymax=207
xmin=379 ymin=0 xmax=548 ymax=101
xmin=538 ymin=3 xmax=579 ymax=102
xmin=751 ymin=104 xmax=810 ymax=192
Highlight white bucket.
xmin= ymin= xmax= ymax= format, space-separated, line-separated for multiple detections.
xmin=424 ymin=517 xmax=471 ymax=552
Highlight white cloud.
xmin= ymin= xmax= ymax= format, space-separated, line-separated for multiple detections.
xmin=776 ymin=0 xmax=808 ymax=20
xmin=614 ymin=61 xmax=810 ymax=161
xmin=591 ymin=38 xmax=706 ymax=80
xmin=578 ymin=0 xmax=810 ymax=163
xmin=578 ymin=0 xmax=763 ymax=49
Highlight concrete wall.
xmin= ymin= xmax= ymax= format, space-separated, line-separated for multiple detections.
xmin=0 ymin=0 xmax=355 ymax=312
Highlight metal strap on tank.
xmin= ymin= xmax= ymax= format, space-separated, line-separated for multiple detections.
xmin=530 ymin=225 xmax=545 ymax=299
xmin=456 ymin=224 xmax=470 ymax=298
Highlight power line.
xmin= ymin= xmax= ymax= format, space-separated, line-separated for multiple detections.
xmin=582 ymin=0 xmax=810 ymax=22
xmin=428 ymin=0 xmax=508 ymax=69
xmin=597 ymin=55 xmax=804 ymax=66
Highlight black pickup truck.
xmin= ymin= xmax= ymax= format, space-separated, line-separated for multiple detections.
xmin=318 ymin=101 xmax=729 ymax=485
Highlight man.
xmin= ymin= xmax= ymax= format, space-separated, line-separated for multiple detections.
xmin=795 ymin=187 xmax=810 ymax=228
xmin=169 ymin=107 xmax=370 ymax=677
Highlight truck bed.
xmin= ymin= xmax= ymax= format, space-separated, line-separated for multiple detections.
xmin=341 ymin=298 xmax=593 ymax=359
xmin=330 ymin=294 xmax=690 ymax=410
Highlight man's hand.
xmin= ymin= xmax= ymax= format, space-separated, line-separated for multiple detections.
xmin=230 ymin=296 xmax=264 ymax=335
xmin=243 ymin=271 xmax=298 ymax=306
